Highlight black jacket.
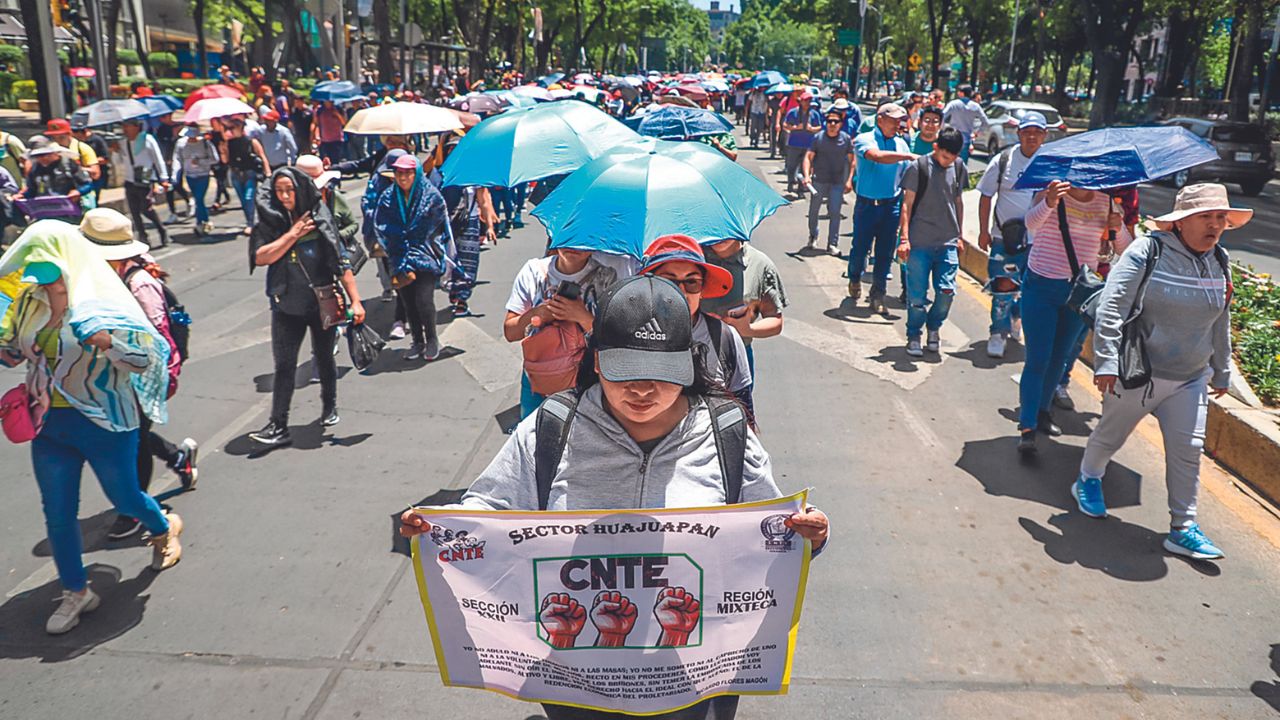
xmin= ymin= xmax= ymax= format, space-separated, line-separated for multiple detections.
xmin=249 ymin=167 xmax=349 ymax=304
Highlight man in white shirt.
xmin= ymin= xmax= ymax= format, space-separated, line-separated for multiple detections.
xmin=976 ymin=110 xmax=1047 ymax=357
xmin=119 ymin=118 xmax=172 ymax=248
xmin=942 ymin=84 xmax=990 ymax=162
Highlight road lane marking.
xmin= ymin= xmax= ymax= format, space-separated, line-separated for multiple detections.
xmin=893 ymin=397 xmax=942 ymax=448
xmin=438 ymin=318 xmax=520 ymax=393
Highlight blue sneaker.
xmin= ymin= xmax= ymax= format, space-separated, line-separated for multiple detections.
xmin=1163 ymin=524 xmax=1225 ymax=560
xmin=1071 ymin=475 xmax=1107 ymax=518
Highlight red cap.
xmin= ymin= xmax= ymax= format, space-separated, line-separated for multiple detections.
xmin=132 ymin=86 xmax=153 ymax=98
xmin=262 ymin=110 xmax=280 ymax=121
xmin=45 ymin=118 xmax=71 ymax=136
xmin=640 ymin=235 xmax=734 ymax=299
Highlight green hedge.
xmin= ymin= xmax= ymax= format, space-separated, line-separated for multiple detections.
xmin=0 ymin=44 xmax=24 ymax=65
xmin=148 ymin=51 xmax=178 ymax=72
xmin=12 ymin=79 xmax=35 ymax=101
xmin=117 ymin=49 xmax=140 ymax=66
xmin=1232 ymin=265 xmax=1280 ymax=405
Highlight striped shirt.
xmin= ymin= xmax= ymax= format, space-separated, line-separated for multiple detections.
xmin=1024 ymin=192 xmax=1132 ymax=280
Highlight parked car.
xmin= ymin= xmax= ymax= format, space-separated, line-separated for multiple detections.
xmin=980 ymin=101 xmax=1068 ymax=154
xmin=1159 ymin=117 xmax=1275 ymax=196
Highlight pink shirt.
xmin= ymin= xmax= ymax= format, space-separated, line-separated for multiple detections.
xmin=1024 ymin=192 xmax=1132 ymax=280
xmin=315 ymin=107 xmax=346 ymax=143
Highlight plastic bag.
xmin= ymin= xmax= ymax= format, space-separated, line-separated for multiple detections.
xmin=346 ymin=322 xmax=385 ymax=372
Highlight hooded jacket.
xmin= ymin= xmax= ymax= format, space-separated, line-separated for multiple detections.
xmin=249 ymin=166 xmax=349 ymax=301
xmin=459 ymin=384 xmax=782 ymax=511
xmin=1093 ymin=230 xmax=1232 ymax=389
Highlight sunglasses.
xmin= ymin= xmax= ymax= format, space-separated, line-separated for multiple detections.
xmin=825 ymin=118 xmax=842 ymax=124
xmin=658 ymin=275 xmax=705 ymax=293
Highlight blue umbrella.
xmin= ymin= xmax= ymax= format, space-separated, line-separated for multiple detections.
xmin=751 ymin=70 xmax=787 ymax=88
xmin=441 ymin=102 xmax=640 ymax=187
xmin=624 ymin=106 xmax=733 ymax=139
xmin=138 ymin=95 xmax=182 ymax=118
xmin=531 ymin=141 xmax=787 ymax=258
xmin=311 ymin=80 xmax=363 ymax=103
xmin=765 ymin=83 xmax=794 ymax=95
xmin=1013 ymin=126 xmax=1219 ymax=191
xmin=486 ymin=89 xmax=538 ymax=108
xmin=537 ymin=72 xmax=566 ymax=88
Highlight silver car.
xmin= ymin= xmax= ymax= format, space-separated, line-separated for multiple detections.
xmin=980 ymin=101 xmax=1068 ymax=154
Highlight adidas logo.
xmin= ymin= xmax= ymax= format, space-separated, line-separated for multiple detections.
xmin=634 ymin=318 xmax=667 ymax=341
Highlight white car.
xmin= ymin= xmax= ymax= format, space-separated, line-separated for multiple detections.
xmin=980 ymin=101 xmax=1068 ymax=154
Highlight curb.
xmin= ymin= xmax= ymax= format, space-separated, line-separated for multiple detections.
xmin=956 ymin=191 xmax=1280 ymax=509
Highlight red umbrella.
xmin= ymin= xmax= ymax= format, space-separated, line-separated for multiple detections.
xmin=673 ymin=85 xmax=709 ymax=102
xmin=183 ymin=83 xmax=244 ymax=110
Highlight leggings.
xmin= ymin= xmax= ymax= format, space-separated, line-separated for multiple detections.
xmin=270 ymin=309 xmax=338 ymax=424
xmin=166 ymin=169 xmax=191 ymax=213
xmin=1080 ymin=370 xmax=1211 ymax=530
xmin=398 ymin=273 xmax=439 ymax=345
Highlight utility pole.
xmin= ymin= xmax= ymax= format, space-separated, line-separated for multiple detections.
xmin=87 ymin=0 xmax=112 ymax=101
xmin=851 ymin=0 xmax=867 ymax=98
xmin=1008 ymin=0 xmax=1020 ymax=66
xmin=16 ymin=0 xmax=65 ymax=120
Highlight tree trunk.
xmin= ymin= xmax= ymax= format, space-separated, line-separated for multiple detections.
xmin=194 ymin=0 xmax=209 ymax=79
xmin=1156 ymin=7 xmax=1198 ymax=97
xmin=1089 ymin=50 xmax=1126 ymax=128
xmin=1228 ymin=0 xmax=1262 ymax=121
xmin=971 ymin=35 xmax=982 ymax=87
xmin=374 ymin=0 xmax=395 ymax=83
xmin=105 ymin=0 xmax=121 ymax=83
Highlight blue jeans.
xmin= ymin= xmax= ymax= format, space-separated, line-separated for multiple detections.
xmin=905 ymin=245 xmax=958 ymax=338
xmin=1061 ymin=326 xmax=1087 ymax=387
xmin=520 ymin=372 xmax=544 ymax=420
xmin=848 ymin=196 xmax=901 ymax=295
xmin=987 ymin=246 xmax=1027 ymax=335
xmin=32 ymin=408 xmax=170 ymax=592
xmin=229 ymin=169 xmax=257 ymax=226
xmin=186 ymin=174 xmax=211 ymax=224
xmin=1018 ymin=270 xmax=1088 ymax=430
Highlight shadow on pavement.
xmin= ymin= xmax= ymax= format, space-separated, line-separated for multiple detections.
xmin=31 ymin=509 xmax=143 ymax=558
xmin=996 ymin=406 xmax=1099 ymax=438
xmin=948 ymin=339 xmax=1025 ymax=369
xmin=390 ymin=487 xmax=468 ymax=556
xmin=1016 ymin=513 xmax=1222 ymax=582
xmin=253 ymin=365 xmax=353 ymax=393
xmin=1251 ymin=643 xmax=1280 ymax=712
xmin=957 ymin=436 xmax=1142 ymax=512
xmin=0 ymin=564 xmax=156 ymax=662
xmin=223 ymin=422 xmax=372 ymax=458
xmin=359 ymin=346 xmax=464 ymax=377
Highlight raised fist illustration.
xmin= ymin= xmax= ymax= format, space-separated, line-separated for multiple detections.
xmin=539 ymin=593 xmax=587 ymax=649
xmin=590 ymin=591 xmax=639 ymax=647
xmin=654 ymin=586 xmax=700 ymax=647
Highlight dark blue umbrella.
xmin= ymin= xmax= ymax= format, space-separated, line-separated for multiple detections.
xmin=623 ymin=106 xmax=734 ymax=140
xmin=138 ymin=95 xmax=182 ymax=118
xmin=1013 ymin=126 xmax=1219 ymax=191
xmin=751 ymin=70 xmax=787 ymax=88
xmin=311 ymin=80 xmax=363 ymax=103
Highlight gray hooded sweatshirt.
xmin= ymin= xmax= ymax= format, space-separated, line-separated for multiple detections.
xmin=1093 ymin=230 xmax=1232 ymax=389
xmin=459 ymin=384 xmax=783 ymax=511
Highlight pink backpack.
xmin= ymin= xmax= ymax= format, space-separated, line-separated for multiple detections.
xmin=0 ymin=383 xmax=39 ymax=443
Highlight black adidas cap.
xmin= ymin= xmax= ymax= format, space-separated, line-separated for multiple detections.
xmin=594 ymin=275 xmax=694 ymax=385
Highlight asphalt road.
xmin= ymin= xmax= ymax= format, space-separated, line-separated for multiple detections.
xmin=0 ymin=130 xmax=1278 ymax=719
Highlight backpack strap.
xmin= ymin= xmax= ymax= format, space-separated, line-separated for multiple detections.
xmin=706 ymin=397 xmax=747 ymax=505
xmin=1213 ymin=244 xmax=1234 ymax=304
xmin=909 ymin=155 xmax=930 ymax=221
xmin=992 ymin=147 xmax=1012 ymax=227
xmin=1056 ymin=201 xmax=1082 ymax=276
xmin=701 ymin=314 xmax=737 ymax=383
xmin=1126 ymin=236 xmax=1163 ymax=322
xmin=534 ymin=391 xmax=581 ymax=511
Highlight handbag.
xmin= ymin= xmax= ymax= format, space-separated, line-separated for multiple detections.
xmin=1057 ymin=202 xmax=1106 ymax=328
xmin=0 ymin=383 xmax=39 ymax=443
xmin=991 ymin=149 xmax=1029 ymax=256
xmin=1117 ymin=240 xmax=1164 ymax=390
xmin=293 ymin=248 xmax=347 ymax=330
xmin=521 ymin=321 xmax=587 ymax=396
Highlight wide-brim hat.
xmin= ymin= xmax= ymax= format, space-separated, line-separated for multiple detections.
xmin=1153 ymin=183 xmax=1253 ymax=230
xmin=640 ymin=234 xmax=734 ymax=299
xmin=80 ymin=208 xmax=149 ymax=260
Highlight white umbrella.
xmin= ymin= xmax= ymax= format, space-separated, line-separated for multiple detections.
xmin=345 ymin=101 xmax=464 ymax=135
xmin=510 ymin=85 xmax=553 ymax=101
xmin=184 ymin=97 xmax=256 ymax=124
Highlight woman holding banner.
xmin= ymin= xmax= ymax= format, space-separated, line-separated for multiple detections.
xmin=401 ymin=275 xmax=829 ymax=720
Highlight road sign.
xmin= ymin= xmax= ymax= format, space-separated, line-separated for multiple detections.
xmin=907 ymin=53 xmax=921 ymax=71
xmin=837 ymin=29 xmax=861 ymax=47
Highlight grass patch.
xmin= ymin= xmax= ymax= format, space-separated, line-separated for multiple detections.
xmin=1231 ymin=264 xmax=1280 ymax=405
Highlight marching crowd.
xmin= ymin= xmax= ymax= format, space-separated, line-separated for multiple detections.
xmin=0 ymin=66 xmax=1246 ymax=720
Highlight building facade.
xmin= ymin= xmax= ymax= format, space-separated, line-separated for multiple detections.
xmin=707 ymin=1 xmax=740 ymax=43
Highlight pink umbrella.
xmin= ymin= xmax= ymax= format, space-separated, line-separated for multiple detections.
xmin=184 ymin=97 xmax=256 ymax=124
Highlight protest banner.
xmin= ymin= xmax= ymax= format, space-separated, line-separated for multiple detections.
xmin=410 ymin=491 xmax=812 ymax=715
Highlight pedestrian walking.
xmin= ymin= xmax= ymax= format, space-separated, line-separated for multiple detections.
xmin=766 ymin=90 xmax=785 ymax=159
xmin=747 ymin=88 xmax=767 ymax=147
xmin=831 ymin=97 xmax=862 ymax=139
xmin=897 ymin=127 xmax=967 ymax=357
xmin=220 ymin=117 xmax=271 ymax=236
xmin=152 ymin=113 xmax=193 ymax=224
xmin=400 ymin=275 xmax=829 ymax=720
xmin=909 ymin=106 xmax=942 ymax=154
xmin=802 ymin=109 xmax=856 ymax=255
xmin=781 ymin=90 xmax=822 ymax=195
xmin=248 ymin=167 xmax=365 ymax=447
xmin=0 ymin=129 xmax=27 ymax=183
xmin=1015 ymin=180 xmax=1131 ymax=454
xmin=1071 ymin=184 xmax=1240 ymax=560
xmin=0 ymin=219 xmax=184 ymax=635
xmin=70 ymin=120 xmax=110 ymax=206
xmin=976 ymin=111 xmax=1047 ymax=358
xmin=118 ymin=119 xmax=173 ymax=247
xmin=360 ymin=149 xmax=407 ymax=335
xmin=428 ymin=132 xmax=498 ymax=317
xmin=173 ymin=124 xmax=219 ymax=237
xmin=290 ymin=96 xmax=315 ymax=156
xmin=941 ymin=84 xmax=989 ymax=162
xmin=313 ymin=101 xmax=348 ymax=165
xmin=255 ymin=110 xmax=299 ymax=171
xmin=848 ymin=103 xmax=915 ymax=313
xmin=700 ymin=240 xmax=786 ymax=380
xmin=641 ymin=235 xmax=754 ymax=417
xmin=15 ymin=135 xmax=92 ymax=222
xmin=79 ymin=209 xmax=199 ymax=539
xmin=45 ymin=119 xmax=101 ymax=190
xmin=373 ymin=155 xmax=450 ymax=362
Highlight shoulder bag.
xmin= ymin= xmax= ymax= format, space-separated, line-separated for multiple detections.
xmin=1117 ymin=239 xmax=1164 ymax=390
xmin=293 ymin=246 xmax=347 ymax=330
xmin=1058 ymin=201 xmax=1106 ymax=328
xmin=993 ymin=148 xmax=1028 ymax=255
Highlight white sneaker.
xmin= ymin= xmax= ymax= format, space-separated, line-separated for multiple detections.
xmin=1009 ymin=318 xmax=1023 ymax=344
xmin=46 ymin=587 xmax=100 ymax=635
xmin=389 ymin=322 xmax=406 ymax=340
xmin=986 ymin=332 xmax=1006 ymax=358
xmin=906 ymin=338 xmax=924 ymax=357
xmin=925 ymin=330 xmax=940 ymax=353
xmin=827 ymin=244 xmax=840 ymax=257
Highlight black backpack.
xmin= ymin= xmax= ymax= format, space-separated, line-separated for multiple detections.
xmin=125 ymin=267 xmax=191 ymax=362
xmin=701 ymin=314 xmax=741 ymax=388
xmin=533 ymin=391 xmax=749 ymax=511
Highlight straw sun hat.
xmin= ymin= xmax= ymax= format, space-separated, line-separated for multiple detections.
xmin=1153 ymin=183 xmax=1253 ymax=230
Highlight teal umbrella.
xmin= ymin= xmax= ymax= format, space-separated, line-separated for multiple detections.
xmin=531 ymin=140 xmax=787 ymax=258
xmin=440 ymin=102 xmax=640 ymax=187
